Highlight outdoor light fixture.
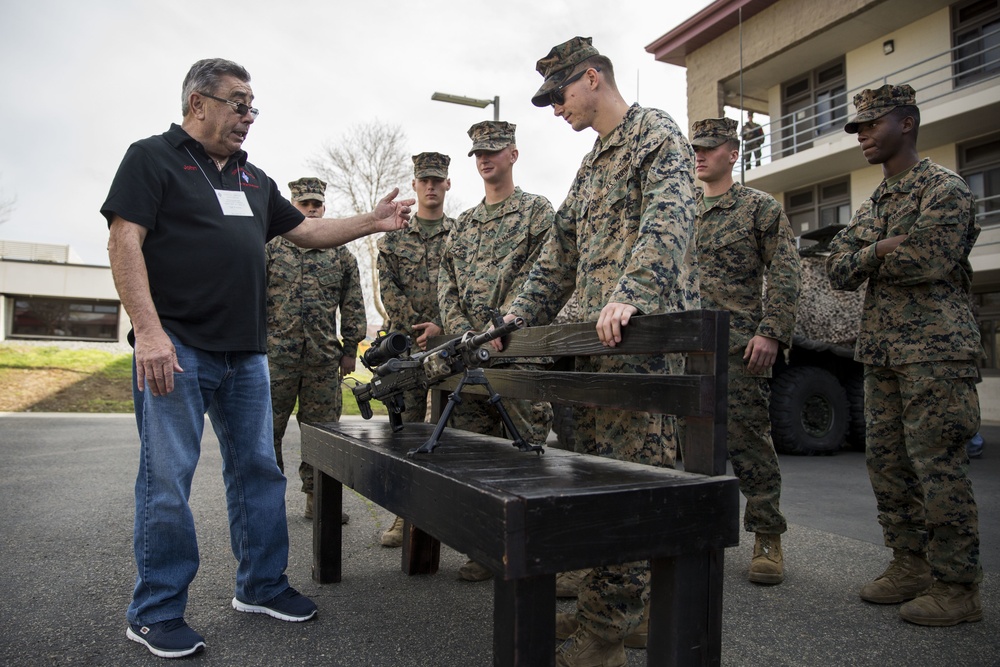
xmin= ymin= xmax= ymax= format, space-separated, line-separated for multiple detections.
xmin=431 ymin=92 xmax=500 ymax=121
xmin=883 ymin=40 xmax=895 ymax=55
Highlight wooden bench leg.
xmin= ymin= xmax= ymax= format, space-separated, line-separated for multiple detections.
xmin=311 ymin=471 xmax=343 ymax=584
xmin=493 ymin=574 xmax=555 ymax=667
xmin=647 ymin=550 xmax=725 ymax=667
xmin=401 ymin=520 xmax=440 ymax=575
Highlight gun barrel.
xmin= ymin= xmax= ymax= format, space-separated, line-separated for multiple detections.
xmin=467 ymin=316 xmax=525 ymax=348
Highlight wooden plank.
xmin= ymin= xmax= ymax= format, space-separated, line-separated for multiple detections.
xmin=494 ymin=310 xmax=725 ymax=359
xmin=437 ymin=369 xmax=713 ymax=416
xmin=493 ymin=574 xmax=556 ymax=667
xmin=423 ymin=310 xmax=727 ymax=359
xmin=311 ymin=471 xmax=342 ymax=584
xmin=402 ymin=521 xmax=440 ymax=575
xmin=302 ymin=422 xmax=740 ymax=579
xmin=649 ymin=552 xmax=724 ymax=666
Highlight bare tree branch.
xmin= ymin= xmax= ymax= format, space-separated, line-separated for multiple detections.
xmin=307 ymin=121 xmax=411 ymax=328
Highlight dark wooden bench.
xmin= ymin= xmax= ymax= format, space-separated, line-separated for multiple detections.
xmin=301 ymin=309 xmax=739 ymax=667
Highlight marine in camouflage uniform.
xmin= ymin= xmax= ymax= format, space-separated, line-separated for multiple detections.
xmin=692 ymin=117 xmax=801 ymax=585
xmin=827 ymin=84 xmax=983 ymax=626
xmin=439 ymin=120 xmax=554 ymax=447
xmin=511 ymin=37 xmax=699 ymax=664
xmin=376 ymin=152 xmax=454 ymax=549
xmin=377 ymin=152 xmax=454 ymax=423
xmin=267 ymin=177 xmax=367 ymax=518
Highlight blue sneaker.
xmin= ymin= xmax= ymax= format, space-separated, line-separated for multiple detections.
xmin=968 ymin=433 xmax=984 ymax=459
xmin=232 ymin=586 xmax=317 ymax=622
xmin=126 ymin=618 xmax=205 ymax=658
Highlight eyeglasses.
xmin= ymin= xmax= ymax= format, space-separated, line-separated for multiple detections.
xmin=199 ymin=92 xmax=259 ymax=118
xmin=550 ymin=67 xmax=599 ymax=106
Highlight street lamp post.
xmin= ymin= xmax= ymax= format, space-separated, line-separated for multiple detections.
xmin=431 ymin=92 xmax=500 ymax=121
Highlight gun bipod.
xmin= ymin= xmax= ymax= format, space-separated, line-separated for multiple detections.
xmin=407 ymin=368 xmax=545 ymax=456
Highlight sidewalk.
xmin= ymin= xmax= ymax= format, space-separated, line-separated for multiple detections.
xmin=0 ymin=413 xmax=996 ymax=666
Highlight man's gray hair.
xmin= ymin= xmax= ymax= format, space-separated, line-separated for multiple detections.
xmin=181 ymin=58 xmax=251 ymax=115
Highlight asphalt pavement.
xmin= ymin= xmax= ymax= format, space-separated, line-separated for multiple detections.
xmin=0 ymin=413 xmax=997 ymax=666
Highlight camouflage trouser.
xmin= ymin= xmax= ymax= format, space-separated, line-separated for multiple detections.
xmin=270 ymin=362 xmax=342 ymax=493
xmin=574 ymin=353 xmax=682 ymax=642
xmin=727 ymin=355 xmax=786 ymax=535
xmin=865 ymin=361 xmax=982 ymax=584
xmin=448 ymin=362 xmax=553 ymax=446
xmin=399 ymin=387 xmax=430 ymax=424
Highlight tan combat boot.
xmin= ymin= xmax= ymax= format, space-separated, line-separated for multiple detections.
xmin=748 ymin=533 xmax=784 ymax=584
xmin=556 ymin=612 xmax=577 ymax=640
xmin=556 ymin=569 xmax=590 ymax=598
xmin=555 ymin=603 xmax=648 ymax=649
xmin=899 ymin=581 xmax=982 ymax=626
xmin=458 ymin=559 xmax=493 ymax=582
xmin=859 ymin=549 xmax=932 ymax=604
xmin=380 ymin=516 xmax=404 ymax=548
xmin=304 ymin=492 xmax=349 ymax=523
xmin=304 ymin=492 xmax=314 ymax=520
xmin=556 ymin=627 xmax=626 ymax=667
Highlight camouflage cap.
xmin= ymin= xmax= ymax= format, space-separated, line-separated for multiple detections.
xmin=531 ymin=36 xmax=600 ymax=107
xmin=690 ymin=117 xmax=739 ymax=148
xmin=844 ymin=83 xmax=917 ymax=134
xmin=467 ymin=121 xmax=517 ymax=156
xmin=413 ymin=152 xmax=451 ymax=179
xmin=288 ymin=177 xmax=327 ymax=202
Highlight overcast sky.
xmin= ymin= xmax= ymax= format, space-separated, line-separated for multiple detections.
xmin=0 ymin=0 xmax=712 ymax=265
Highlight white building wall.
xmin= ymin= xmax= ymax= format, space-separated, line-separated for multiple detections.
xmin=845 ymin=8 xmax=952 ymax=97
xmin=0 ymin=250 xmax=127 ymax=343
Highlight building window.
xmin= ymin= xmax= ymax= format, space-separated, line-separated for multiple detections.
xmin=959 ymin=133 xmax=1000 ymax=228
xmin=974 ymin=291 xmax=1000 ymax=371
xmin=10 ymin=297 xmax=120 ymax=341
xmin=952 ymin=0 xmax=1000 ymax=86
xmin=778 ymin=59 xmax=847 ymax=158
xmin=784 ymin=178 xmax=852 ymax=238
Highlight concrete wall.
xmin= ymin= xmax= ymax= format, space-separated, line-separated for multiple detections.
xmin=0 ymin=260 xmax=116 ymax=300
xmin=845 ymin=8 xmax=952 ymax=96
xmin=0 ymin=258 xmax=128 ymax=342
xmin=980 ymin=377 xmax=1000 ymax=422
xmin=685 ymin=0 xmax=876 ymax=122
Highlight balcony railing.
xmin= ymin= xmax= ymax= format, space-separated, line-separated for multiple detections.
xmin=739 ymin=25 xmax=1000 ymax=170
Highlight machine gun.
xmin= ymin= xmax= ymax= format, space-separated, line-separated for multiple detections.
xmin=350 ymin=313 xmax=542 ymax=456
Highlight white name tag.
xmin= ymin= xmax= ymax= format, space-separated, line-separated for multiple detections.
xmin=215 ymin=190 xmax=254 ymax=217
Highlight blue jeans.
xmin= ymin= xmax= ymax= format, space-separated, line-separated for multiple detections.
xmin=127 ymin=333 xmax=290 ymax=625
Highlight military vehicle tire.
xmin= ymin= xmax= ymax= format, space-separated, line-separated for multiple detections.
xmin=844 ymin=375 xmax=866 ymax=451
xmin=770 ymin=366 xmax=849 ymax=455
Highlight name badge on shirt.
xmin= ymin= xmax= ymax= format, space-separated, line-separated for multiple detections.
xmin=215 ymin=190 xmax=254 ymax=217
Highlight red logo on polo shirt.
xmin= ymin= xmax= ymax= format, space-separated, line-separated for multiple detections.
xmin=184 ymin=165 xmax=198 ymax=171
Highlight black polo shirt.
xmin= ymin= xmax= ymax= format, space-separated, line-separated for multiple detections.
xmin=101 ymin=124 xmax=304 ymax=353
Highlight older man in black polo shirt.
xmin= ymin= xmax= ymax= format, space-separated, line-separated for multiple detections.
xmin=101 ymin=58 xmax=412 ymax=659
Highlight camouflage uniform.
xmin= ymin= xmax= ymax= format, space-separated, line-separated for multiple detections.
xmin=828 ymin=85 xmax=982 ymax=585
xmin=514 ymin=37 xmax=699 ymax=643
xmin=440 ymin=122 xmax=554 ymax=445
xmin=693 ymin=118 xmax=801 ymax=537
xmin=267 ymin=179 xmax=366 ymax=493
xmin=741 ymin=118 xmax=764 ymax=170
xmin=377 ymin=152 xmax=454 ymax=423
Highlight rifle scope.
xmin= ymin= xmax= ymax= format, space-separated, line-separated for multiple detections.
xmin=363 ymin=332 xmax=411 ymax=369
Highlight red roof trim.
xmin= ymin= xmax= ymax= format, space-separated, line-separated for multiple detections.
xmin=645 ymin=0 xmax=778 ymax=67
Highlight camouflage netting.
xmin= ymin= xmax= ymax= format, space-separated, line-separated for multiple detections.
xmin=792 ymin=255 xmax=865 ymax=347
xmin=551 ymin=257 xmax=863 ymax=349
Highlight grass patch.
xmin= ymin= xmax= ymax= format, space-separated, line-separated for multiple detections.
xmin=0 ymin=344 xmax=131 ymax=374
xmin=0 ymin=342 xmax=385 ymax=416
